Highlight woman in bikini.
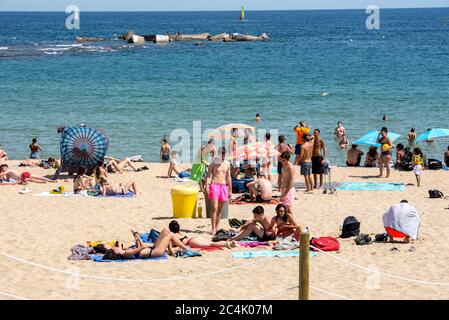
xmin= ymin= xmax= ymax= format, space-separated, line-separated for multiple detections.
xmin=104 ymin=156 xmax=140 ymax=174
xmin=100 ymin=178 xmax=138 ymax=196
xmin=73 ymin=166 xmax=93 ymax=194
xmin=168 ymin=220 xmax=237 ymax=249
xmin=103 ymin=229 xmax=189 ymax=260
xmin=364 ymin=147 xmax=379 ymax=167
xmin=29 ymin=138 xmax=42 ymax=160
xmin=160 ymin=138 xmax=171 ymax=162
xmin=94 ymin=161 xmax=109 ymax=185
xmin=267 ymin=204 xmax=301 ymax=241
xmin=377 ymin=127 xmax=394 ymax=178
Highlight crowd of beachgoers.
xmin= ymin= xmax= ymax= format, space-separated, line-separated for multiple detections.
xmin=2 ymin=115 xmax=449 ymax=262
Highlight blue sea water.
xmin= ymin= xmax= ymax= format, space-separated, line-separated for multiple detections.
xmin=0 ymin=9 xmax=448 ymax=164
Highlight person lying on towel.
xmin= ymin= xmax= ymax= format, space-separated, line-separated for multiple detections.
xmin=382 ymin=200 xmax=420 ymax=243
xmin=99 ymin=229 xmax=189 ymax=260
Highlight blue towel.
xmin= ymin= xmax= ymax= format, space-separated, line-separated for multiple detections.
xmin=336 ymin=182 xmax=405 ymax=192
xmin=232 ymin=250 xmax=316 ymax=259
xmin=91 ymin=254 xmax=168 ymax=262
xmin=98 ymin=192 xmax=135 ymax=198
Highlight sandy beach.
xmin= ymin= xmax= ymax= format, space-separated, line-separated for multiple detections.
xmin=1 ymin=161 xmax=449 ymax=300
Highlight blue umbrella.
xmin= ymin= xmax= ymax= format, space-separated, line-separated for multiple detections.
xmin=55 ymin=126 xmax=109 ymax=177
xmin=352 ymin=130 xmax=401 ymax=147
xmin=416 ymin=128 xmax=449 ymax=143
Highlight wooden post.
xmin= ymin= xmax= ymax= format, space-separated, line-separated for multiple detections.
xmin=299 ymin=232 xmax=310 ymax=300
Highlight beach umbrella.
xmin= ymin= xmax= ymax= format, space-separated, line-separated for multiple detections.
xmin=416 ymin=128 xmax=449 ymax=143
xmin=352 ymin=130 xmax=401 ymax=147
xmin=229 ymin=142 xmax=279 ymax=161
xmin=207 ymin=123 xmax=256 ymax=140
xmin=59 ymin=126 xmax=109 ymax=171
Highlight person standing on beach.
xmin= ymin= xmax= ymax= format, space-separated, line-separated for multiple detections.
xmin=160 ymin=138 xmax=171 ymax=162
xmin=444 ymin=146 xmax=449 ymax=168
xmin=298 ymin=134 xmax=314 ymax=192
xmin=311 ymin=129 xmax=326 ymax=189
xmin=29 ymin=138 xmax=42 ymax=159
xmin=412 ymin=148 xmax=424 ymax=187
xmin=407 ymin=128 xmax=417 ymax=145
xmin=279 ymin=152 xmax=296 ymax=214
xmin=275 ymin=135 xmax=294 ymax=190
xmin=293 ymin=121 xmax=310 ymax=166
xmin=334 ymin=121 xmax=346 ymax=138
xmin=377 ymin=127 xmax=393 ymax=178
xmin=206 ymin=147 xmax=232 ymax=235
xmin=229 ymin=128 xmax=240 ymax=177
xmin=260 ymin=133 xmax=273 ymax=182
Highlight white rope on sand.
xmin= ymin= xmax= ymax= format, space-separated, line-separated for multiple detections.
xmin=310 ymin=285 xmax=353 ymax=300
xmin=310 ymin=245 xmax=449 ymax=286
xmin=0 ymin=291 xmax=30 ymax=300
xmin=0 ymin=250 xmax=273 ymax=283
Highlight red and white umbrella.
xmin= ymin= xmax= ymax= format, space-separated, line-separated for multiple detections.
xmin=229 ymin=142 xmax=279 ymax=161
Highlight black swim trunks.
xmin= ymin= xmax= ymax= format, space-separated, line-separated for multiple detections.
xmin=256 ymin=194 xmax=271 ymax=203
xmin=277 ymin=162 xmax=283 ymax=174
xmin=311 ymin=156 xmax=324 ymax=174
xmin=295 ymin=144 xmax=302 ymax=155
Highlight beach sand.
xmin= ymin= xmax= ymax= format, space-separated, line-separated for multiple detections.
xmin=1 ymin=161 xmax=449 ymax=300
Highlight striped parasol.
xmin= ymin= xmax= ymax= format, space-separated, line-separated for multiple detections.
xmin=60 ymin=126 xmax=109 ymax=171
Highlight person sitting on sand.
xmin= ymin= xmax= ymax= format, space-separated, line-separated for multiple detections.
xmin=94 ymin=161 xmax=109 ymax=185
xmin=246 ymin=172 xmax=273 ymax=203
xmin=167 ymin=150 xmax=191 ymax=178
xmin=0 ymin=144 xmax=8 ymax=161
xmin=29 ymin=138 xmax=42 ymax=160
xmin=168 ymin=220 xmax=238 ymax=249
xmin=160 ymin=137 xmax=171 ymax=162
xmin=267 ymin=204 xmax=301 ymax=241
xmin=339 ymin=134 xmax=349 ymax=149
xmin=104 ymin=156 xmax=141 ymax=173
xmin=395 ymin=143 xmax=405 ymax=168
xmin=364 ymin=146 xmax=379 ymax=167
xmin=231 ymin=206 xmax=276 ymax=242
xmin=103 ymin=229 xmax=189 ymax=260
xmin=0 ymin=164 xmax=55 ymax=184
xmin=100 ymin=177 xmax=138 ymax=196
xmin=73 ymin=166 xmax=94 ymax=194
xmin=346 ymin=144 xmax=364 ymax=167
xmin=444 ymin=146 xmax=449 ymax=168
xmin=382 ymin=200 xmax=420 ymax=244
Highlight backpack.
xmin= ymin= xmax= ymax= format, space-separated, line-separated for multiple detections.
xmin=340 ymin=216 xmax=360 ymax=238
xmin=310 ymin=237 xmax=340 ymax=252
xmin=212 ymin=229 xmax=235 ymax=242
xmin=428 ymin=159 xmax=442 ymax=170
xmin=429 ymin=189 xmax=444 ymax=199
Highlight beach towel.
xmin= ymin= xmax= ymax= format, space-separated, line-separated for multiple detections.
xmin=232 ymin=250 xmax=316 ymax=259
xmin=383 ymin=203 xmax=420 ymax=240
xmin=98 ymin=192 xmax=135 ymax=198
xmin=230 ymin=197 xmax=280 ymax=205
xmin=336 ymin=182 xmax=405 ymax=192
xmin=91 ymin=254 xmax=168 ymax=262
xmin=236 ymin=241 xmax=269 ymax=248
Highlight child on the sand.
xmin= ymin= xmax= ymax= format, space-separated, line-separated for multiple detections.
xmin=412 ymin=147 xmax=424 ymax=187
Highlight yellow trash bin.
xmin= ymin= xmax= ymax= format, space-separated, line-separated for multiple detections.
xmin=171 ymin=185 xmax=199 ymax=218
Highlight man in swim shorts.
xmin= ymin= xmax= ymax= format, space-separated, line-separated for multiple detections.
xmin=311 ymin=129 xmax=326 ymax=189
xmin=279 ymin=151 xmax=296 ymax=214
xmin=206 ymin=147 xmax=232 ymax=235
xmin=298 ymin=133 xmax=314 ymax=192
xmin=246 ymin=172 xmax=273 ymax=203
xmin=231 ymin=206 xmax=276 ymax=241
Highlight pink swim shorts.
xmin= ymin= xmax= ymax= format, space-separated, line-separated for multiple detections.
xmin=208 ymin=183 xmax=229 ymax=202
xmin=280 ymin=187 xmax=295 ymax=209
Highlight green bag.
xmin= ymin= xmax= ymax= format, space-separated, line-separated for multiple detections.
xmin=190 ymin=163 xmax=206 ymax=182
